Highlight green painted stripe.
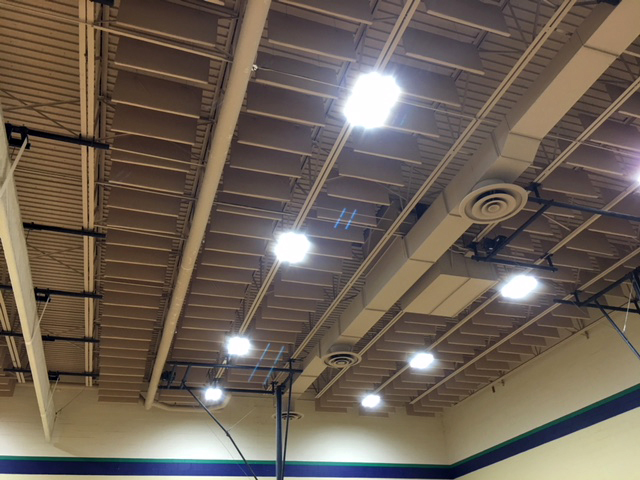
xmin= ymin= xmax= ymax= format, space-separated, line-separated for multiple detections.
xmin=451 ymin=382 xmax=640 ymax=467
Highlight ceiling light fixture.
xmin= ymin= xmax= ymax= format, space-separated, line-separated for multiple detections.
xmin=500 ymin=274 xmax=539 ymax=299
xmin=344 ymin=72 xmax=401 ymax=128
xmin=409 ymin=352 xmax=435 ymax=370
xmin=274 ymin=231 xmax=310 ymax=264
xmin=227 ymin=336 xmax=251 ymax=356
xmin=361 ymin=393 xmax=381 ymax=409
xmin=204 ymin=386 xmax=223 ymax=402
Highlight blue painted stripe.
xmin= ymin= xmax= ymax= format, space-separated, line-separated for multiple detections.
xmin=0 ymin=458 xmax=452 ymax=478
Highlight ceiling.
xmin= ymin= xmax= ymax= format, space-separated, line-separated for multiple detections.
xmin=1 ymin=0 xmax=640 ymax=424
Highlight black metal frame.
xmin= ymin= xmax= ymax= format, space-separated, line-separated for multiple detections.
xmin=0 ymin=330 xmax=97 ymax=344
xmin=3 ymin=368 xmax=98 ymax=380
xmin=0 ymin=284 xmax=101 ymax=301
xmin=24 ymin=222 xmax=105 ymax=239
xmin=5 ymin=123 xmax=109 ymax=150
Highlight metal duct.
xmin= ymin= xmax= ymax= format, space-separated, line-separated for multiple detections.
xmin=292 ymin=1 xmax=640 ymax=398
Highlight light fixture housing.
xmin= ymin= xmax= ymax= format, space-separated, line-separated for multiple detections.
xmin=344 ymin=72 xmax=401 ymax=128
xmin=409 ymin=352 xmax=435 ymax=370
xmin=274 ymin=231 xmax=310 ymax=264
xmin=500 ymin=274 xmax=539 ymax=299
xmin=204 ymin=386 xmax=223 ymax=402
xmin=361 ymin=393 xmax=381 ymax=409
xmin=227 ymin=336 xmax=251 ymax=356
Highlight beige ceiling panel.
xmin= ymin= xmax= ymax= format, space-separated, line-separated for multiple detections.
xmin=281 ymin=268 xmax=333 ymax=287
xmin=354 ymin=130 xmax=422 ymax=164
xmin=112 ymin=105 xmax=198 ymax=145
xmin=391 ymin=64 xmax=460 ymax=107
xmin=104 ymin=245 xmax=171 ymax=267
xmin=215 ymin=203 xmax=284 ymax=222
xmin=446 ymin=332 xmax=487 ymax=347
xmin=315 ymin=192 xmax=377 ymax=228
xmin=538 ymin=315 xmax=574 ymax=329
xmin=510 ymin=333 xmax=546 ymax=347
xmin=261 ymin=307 xmax=308 ymax=322
xmin=472 ymin=314 xmax=516 ymax=327
xmin=195 ymin=266 xmax=254 ymax=284
xmin=184 ymin=306 xmax=236 ymax=321
xmin=501 ymin=211 xmax=553 ymax=236
xmin=101 ymin=327 xmax=153 ymax=342
xmin=199 ymin=251 xmax=259 ymax=270
xmin=100 ymin=338 xmax=151 ymax=352
xmin=542 ymin=168 xmax=597 ymax=198
xmin=107 ymin=209 xmax=178 ymax=234
xmin=563 ymin=143 xmax=625 ymax=176
xmin=403 ymin=29 xmax=485 ymax=75
xmin=566 ymin=231 xmax=615 ymax=256
xmin=100 ymin=357 xmax=147 ymax=370
xmin=401 ymin=313 xmax=450 ymax=327
xmin=400 ymin=254 xmax=497 ymax=317
xmin=459 ymin=323 xmax=500 ymax=337
xmin=254 ymin=319 xmax=302 ymax=333
xmin=588 ymin=217 xmax=636 ymax=238
xmin=204 ymin=232 xmax=268 ymax=256
xmin=483 ymin=303 xmax=526 ymax=318
xmin=251 ymin=329 xmax=298 ymax=344
xmin=113 ymin=71 xmax=202 ymax=118
xmin=189 ymin=280 xmax=247 ymax=298
xmin=273 ymin=281 xmax=326 ymax=300
xmin=279 ymin=0 xmax=373 ymax=24
xmin=326 ymin=177 xmax=390 ymax=205
xmin=306 ymin=218 xmax=366 ymax=243
xmin=181 ymin=318 xmax=233 ymax=331
xmin=112 ymin=134 xmax=192 ymax=163
xmin=108 ymin=187 xmax=182 ymax=217
xmin=116 ymin=0 xmax=218 ymax=46
xmin=551 ymin=249 xmax=594 ymax=270
xmin=100 ymin=349 xmax=148 ymax=361
xmin=267 ymin=12 xmax=357 ymax=62
xmin=424 ymin=0 xmax=510 ymax=37
xmin=105 ymin=263 xmax=166 ymax=283
xmin=588 ymin=120 xmax=640 ymax=152
xmin=210 ymin=212 xmax=274 ymax=239
xmin=111 ymin=150 xmax=193 ymax=173
xmin=265 ymin=296 xmax=316 ymax=312
xmin=393 ymin=322 xmax=437 ymax=336
xmin=386 ymin=104 xmax=439 ymax=138
xmin=286 ymin=255 xmax=342 ymax=274
xmin=307 ymin=238 xmax=354 ymax=259
xmin=102 ymin=305 xmax=158 ymax=321
xmin=606 ymin=83 xmax=640 ymax=119
xmin=229 ymin=143 xmax=301 ymax=178
xmin=255 ymin=53 xmax=339 ymax=99
xmin=105 ymin=230 xmax=174 ymax=251
xmin=222 ymin=169 xmax=291 ymax=202
xmin=246 ymin=84 xmax=326 ymax=127
xmin=102 ymin=292 xmax=161 ymax=309
xmin=173 ymin=339 xmax=223 ymax=352
xmin=339 ymin=149 xmax=404 ymax=187
xmin=524 ymin=325 xmax=560 ymax=339
xmin=101 ymin=317 xmax=156 ymax=330
xmin=237 ymin=115 xmax=313 ymax=155
xmin=115 ymin=38 xmax=211 ymax=87
xmin=187 ymin=294 xmax=241 ymax=310
xmin=110 ymin=162 xmax=186 ymax=194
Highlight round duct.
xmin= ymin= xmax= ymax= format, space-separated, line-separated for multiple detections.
xmin=273 ymin=411 xmax=304 ymax=421
xmin=460 ymin=180 xmax=527 ymax=224
xmin=322 ymin=344 xmax=361 ymax=368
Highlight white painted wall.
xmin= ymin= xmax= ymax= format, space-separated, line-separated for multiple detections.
xmin=0 ymin=384 xmax=446 ymax=466
xmin=444 ymin=308 xmax=640 ymax=478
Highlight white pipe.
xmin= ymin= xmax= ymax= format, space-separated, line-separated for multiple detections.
xmin=144 ymin=0 xmax=272 ymax=409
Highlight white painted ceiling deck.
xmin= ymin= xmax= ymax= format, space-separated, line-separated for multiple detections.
xmin=0 ymin=0 xmax=639 ymax=420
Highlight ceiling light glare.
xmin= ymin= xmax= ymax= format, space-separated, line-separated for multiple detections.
xmin=361 ymin=393 xmax=381 ymax=409
xmin=409 ymin=352 xmax=435 ymax=370
xmin=274 ymin=231 xmax=310 ymax=264
xmin=344 ymin=72 xmax=401 ymax=128
xmin=204 ymin=386 xmax=223 ymax=402
xmin=227 ymin=336 xmax=251 ymax=356
xmin=500 ymin=274 xmax=539 ymax=300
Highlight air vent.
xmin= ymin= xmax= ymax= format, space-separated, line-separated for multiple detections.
xmin=273 ymin=411 xmax=304 ymax=421
xmin=322 ymin=344 xmax=361 ymax=368
xmin=460 ymin=179 xmax=527 ymax=224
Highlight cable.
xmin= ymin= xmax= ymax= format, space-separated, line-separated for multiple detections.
xmin=184 ymin=385 xmax=259 ymax=480
xmin=623 ymin=285 xmax=632 ymax=333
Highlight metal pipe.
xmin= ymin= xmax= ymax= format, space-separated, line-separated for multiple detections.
xmin=576 ymin=269 xmax=635 ymax=307
xmin=166 ymin=361 xmax=301 ymax=374
xmin=23 ymin=222 xmax=105 ymax=238
xmin=472 ymin=257 xmax=557 ymax=271
xmin=144 ymin=0 xmax=272 ymax=409
xmin=275 ymin=384 xmax=284 ymax=480
xmin=4 ymin=368 xmax=97 ymax=378
xmin=554 ymin=299 xmax=640 ymax=315
xmin=595 ymin=300 xmax=640 ymax=361
xmin=484 ymin=204 xmax=551 ymax=259
xmin=161 ymin=385 xmax=275 ymax=396
xmin=0 ymin=284 xmax=101 ymax=300
xmin=5 ymin=124 xmax=109 ymax=150
xmin=528 ymin=196 xmax=640 ymax=223
xmin=0 ymin=330 xmax=97 ymax=343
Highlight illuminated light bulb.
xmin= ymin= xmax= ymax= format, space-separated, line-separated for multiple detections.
xmin=409 ymin=352 xmax=435 ymax=370
xmin=344 ymin=72 xmax=401 ymax=128
xmin=204 ymin=386 xmax=223 ymax=402
xmin=500 ymin=274 xmax=538 ymax=300
xmin=227 ymin=336 xmax=251 ymax=356
xmin=274 ymin=231 xmax=310 ymax=264
xmin=361 ymin=393 xmax=381 ymax=409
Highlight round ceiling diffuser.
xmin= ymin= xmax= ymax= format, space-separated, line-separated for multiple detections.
xmin=322 ymin=344 xmax=362 ymax=368
xmin=460 ymin=180 xmax=527 ymax=224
